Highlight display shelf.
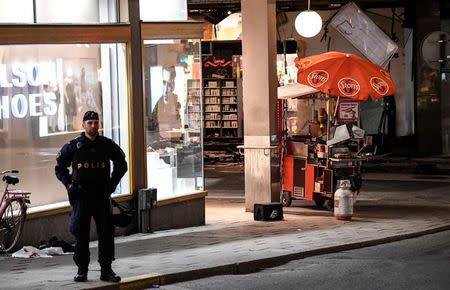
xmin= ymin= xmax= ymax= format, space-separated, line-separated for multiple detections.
xmin=203 ymin=78 xmax=242 ymax=139
xmin=186 ymin=79 xmax=202 ymax=130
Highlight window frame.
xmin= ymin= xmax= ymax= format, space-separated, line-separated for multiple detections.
xmin=0 ymin=24 xmax=130 ymax=44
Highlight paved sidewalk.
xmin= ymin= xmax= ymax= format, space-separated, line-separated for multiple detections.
xmin=362 ymin=154 xmax=450 ymax=174
xmin=1 ymin=174 xmax=450 ymax=290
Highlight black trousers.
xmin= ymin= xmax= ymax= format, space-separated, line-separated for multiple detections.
xmin=70 ymin=198 xmax=114 ymax=271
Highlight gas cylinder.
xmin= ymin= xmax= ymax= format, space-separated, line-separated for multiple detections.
xmin=334 ymin=180 xmax=353 ymax=220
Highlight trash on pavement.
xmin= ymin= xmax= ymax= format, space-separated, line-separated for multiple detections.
xmin=12 ymin=246 xmax=52 ymax=258
xmin=12 ymin=246 xmax=72 ymax=258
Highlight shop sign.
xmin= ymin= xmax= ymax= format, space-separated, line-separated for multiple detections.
xmin=0 ymin=62 xmax=58 ymax=119
xmin=202 ymin=56 xmax=232 ymax=79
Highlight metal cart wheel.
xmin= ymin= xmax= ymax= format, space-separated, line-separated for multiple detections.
xmin=281 ymin=191 xmax=292 ymax=207
xmin=314 ymin=199 xmax=325 ymax=208
xmin=323 ymin=199 xmax=334 ymax=211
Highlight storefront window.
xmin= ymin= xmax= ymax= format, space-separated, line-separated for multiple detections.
xmin=0 ymin=43 xmax=129 ymax=209
xmin=143 ymin=39 xmax=203 ymax=200
xmin=0 ymin=0 xmax=124 ymax=23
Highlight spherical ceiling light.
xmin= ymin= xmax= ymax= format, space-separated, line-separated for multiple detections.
xmin=294 ymin=0 xmax=322 ymax=38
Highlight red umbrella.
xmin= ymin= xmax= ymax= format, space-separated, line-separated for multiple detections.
xmin=295 ymin=51 xmax=397 ymax=100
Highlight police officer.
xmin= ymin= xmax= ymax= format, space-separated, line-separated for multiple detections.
xmin=55 ymin=111 xmax=127 ymax=283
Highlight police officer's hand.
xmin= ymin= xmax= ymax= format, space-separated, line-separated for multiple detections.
xmin=67 ymin=183 xmax=78 ymax=205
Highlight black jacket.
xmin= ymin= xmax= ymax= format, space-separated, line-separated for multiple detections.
xmin=55 ymin=132 xmax=127 ymax=198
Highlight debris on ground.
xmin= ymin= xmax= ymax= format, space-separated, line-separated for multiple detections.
xmin=12 ymin=246 xmax=71 ymax=258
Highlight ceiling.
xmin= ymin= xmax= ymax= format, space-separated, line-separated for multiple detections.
xmin=188 ymin=0 xmax=408 ymax=24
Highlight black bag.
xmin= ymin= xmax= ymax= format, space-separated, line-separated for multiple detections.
xmin=38 ymin=236 xmax=75 ymax=253
xmin=111 ymin=199 xmax=135 ymax=228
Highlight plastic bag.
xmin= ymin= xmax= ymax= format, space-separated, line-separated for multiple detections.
xmin=12 ymin=246 xmax=52 ymax=258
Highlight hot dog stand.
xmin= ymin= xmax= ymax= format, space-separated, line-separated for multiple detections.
xmin=278 ymin=84 xmax=364 ymax=210
xmin=277 ymin=51 xmax=397 ymax=210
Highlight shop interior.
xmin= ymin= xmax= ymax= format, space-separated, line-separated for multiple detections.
xmin=201 ymin=39 xmax=298 ymax=162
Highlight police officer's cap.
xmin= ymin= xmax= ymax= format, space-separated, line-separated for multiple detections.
xmin=83 ymin=111 xmax=99 ymax=122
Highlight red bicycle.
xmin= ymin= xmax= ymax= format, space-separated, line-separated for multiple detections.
xmin=0 ymin=170 xmax=31 ymax=253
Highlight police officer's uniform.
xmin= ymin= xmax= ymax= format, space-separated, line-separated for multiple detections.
xmin=55 ymin=111 xmax=127 ymax=282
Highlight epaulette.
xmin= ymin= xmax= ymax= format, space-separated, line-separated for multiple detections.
xmin=68 ymin=136 xmax=81 ymax=145
xmin=68 ymin=136 xmax=86 ymax=150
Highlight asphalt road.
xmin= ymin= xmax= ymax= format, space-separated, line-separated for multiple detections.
xmin=162 ymin=230 xmax=450 ymax=290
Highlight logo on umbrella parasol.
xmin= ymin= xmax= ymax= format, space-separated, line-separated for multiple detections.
xmin=379 ymin=69 xmax=392 ymax=80
xmin=370 ymin=77 xmax=389 ymax=95
xmin=298 ymin=59 xmax=313 ymax=69
xmin=338 ymin=78 xmax=360 ymax=97
xmin=307 ymin=70 xmax=329 ymax=87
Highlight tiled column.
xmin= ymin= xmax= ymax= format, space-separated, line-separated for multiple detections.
xmin=241 ymin=0 xmax=280 ymax=211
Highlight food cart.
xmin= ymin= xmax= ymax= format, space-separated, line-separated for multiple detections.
xmin=278 ymin=52 xmax=397 ymax=210
xmin=278 ymin=84 xmax=365 ymax=210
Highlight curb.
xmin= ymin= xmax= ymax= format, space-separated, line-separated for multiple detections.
xmin=86 ymin=224 xmax=450 ymax=290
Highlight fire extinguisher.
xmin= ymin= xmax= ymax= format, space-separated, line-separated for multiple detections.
xmin=334 ymin=180 xmax=353 ymax=220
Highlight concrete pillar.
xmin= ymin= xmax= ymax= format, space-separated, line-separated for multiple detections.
xmin=413 ymin=0 xmax=442 ymax=155
xmin=241 ymin=0 xmax=280 ymax=211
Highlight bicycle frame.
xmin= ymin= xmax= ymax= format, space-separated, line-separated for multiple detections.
xmin=0 ymin=170 xmax=31 ymax=252
xmin=0 ymin=170 xmax=30 ymax=211
xmin=0 ymin=187 xmax=31 ymax=216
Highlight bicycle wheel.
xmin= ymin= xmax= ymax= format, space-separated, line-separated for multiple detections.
xmin=0 ymin=199 xmax=27 ymax=253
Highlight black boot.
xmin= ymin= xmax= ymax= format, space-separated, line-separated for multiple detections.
xmin=74 ymin=268 xmax=88 ymax=282
xmin=100 ymin=267 xmax=121 ymax=282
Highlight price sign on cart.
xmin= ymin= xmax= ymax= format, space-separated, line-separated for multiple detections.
xmin=337 ymin=101 xmax=360 ymax=122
